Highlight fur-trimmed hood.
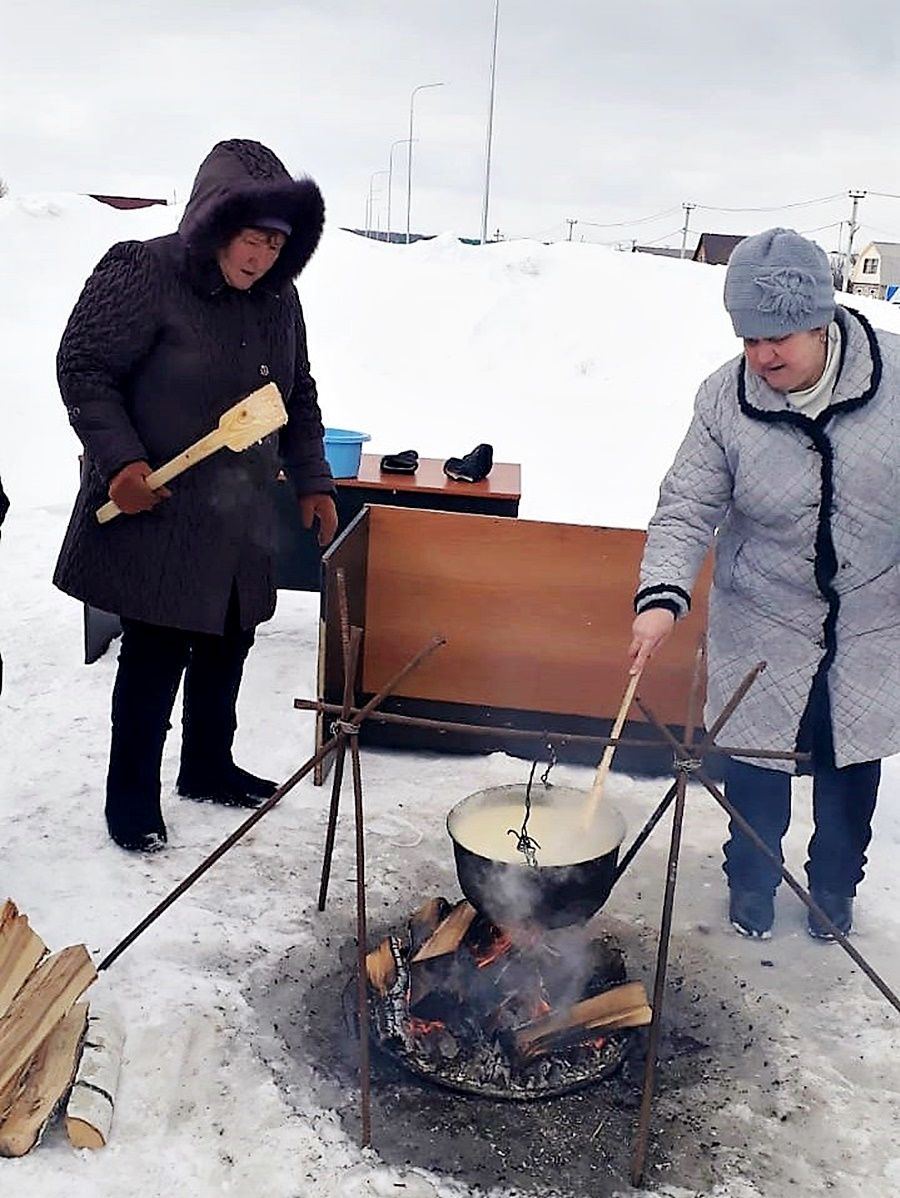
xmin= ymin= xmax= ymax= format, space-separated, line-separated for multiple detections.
xmin=178 ymin=139 xmax=325 ymax=289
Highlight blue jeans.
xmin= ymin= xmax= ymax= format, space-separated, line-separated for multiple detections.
xmin=722 ymin=757 xmax=880 ymax=897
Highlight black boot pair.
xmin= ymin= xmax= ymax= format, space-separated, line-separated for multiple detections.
xmin=728 ymin=887 xmax=853 ymax=941
xmin=443 ymin=443 xmax=493 ymax=483
xmin=106 ymin=766 xmax=277 ymax=854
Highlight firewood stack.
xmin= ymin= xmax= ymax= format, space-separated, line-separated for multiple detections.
xmin=0 ymin=899 xmax=124 ymax=1156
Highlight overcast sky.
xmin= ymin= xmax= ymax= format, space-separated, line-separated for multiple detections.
xmin=4 ymin=0 xmax=900 ymax=251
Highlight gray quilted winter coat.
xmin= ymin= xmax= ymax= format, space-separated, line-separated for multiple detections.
xmin=635 ymin=305 xmax=900 ymax=771
xmin=54 ymin=139 xmax=332 ymax=634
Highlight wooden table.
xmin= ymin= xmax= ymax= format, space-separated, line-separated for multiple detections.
xmin=274 ymin=454 xmax=521 ymax=590
xmin=83 ymin=455 xmax=522 ymax=663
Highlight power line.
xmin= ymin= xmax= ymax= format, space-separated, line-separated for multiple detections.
xmin=797 ymin=221 xmax=843 ymax=236
xmin=694 ymin=193 xmax=843 ymax=214
xmin=603 ymin=228 xmax=683 ymax=250
xmin=642 ymin=227 xmax=684 ymax=247
xmin=577 ymin=206 xmax=681 ymax=229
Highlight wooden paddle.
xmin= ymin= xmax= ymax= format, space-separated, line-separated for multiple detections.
xmin=95 ymin=383 xmax=288 ymax=524
xmin=582 ymin=669 xmax=642 ymax=826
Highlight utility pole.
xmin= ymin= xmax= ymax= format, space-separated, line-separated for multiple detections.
xmin=480 ymin=0 xmax=501 ymax=245
xmin=367 ymin=170 xmax=388 ymax=240
xmin=566 ymin=218 xmax=577 ymax=241
xmin=679 ymin=202 xmax=696 ymax=260
xmin=842 ymin=190 xmax=866 ymax=292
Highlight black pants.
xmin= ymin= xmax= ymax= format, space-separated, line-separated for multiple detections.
xmin=722 ymin=756 xmax=880 ymax=897
xmin=105 ymin=591 xmax=255 ymax=838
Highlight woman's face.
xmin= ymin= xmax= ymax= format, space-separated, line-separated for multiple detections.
xmin=742 ymin=328 xmax=827 ymax=393
xmin=216 ymin=227 xmax=287 ymax=290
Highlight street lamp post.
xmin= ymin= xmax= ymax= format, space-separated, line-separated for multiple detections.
xmin=406 ymin=81 xmax=445 ymax=245
xmin=480 ymin=0 xmax=500 ymax=245
xmin=367 ymin=169 xmax=388 ymax=240
xmin=387 ymin=138 xmax=414 ymax=245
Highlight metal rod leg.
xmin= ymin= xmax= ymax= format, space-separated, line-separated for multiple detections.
xmin=319 ymin=570 xmax=360 ymax=910
xmin=612 ymin=780 xmax=678 ymax=886
xmin=631 ymin=770 xmax=688 ymax=1187
xmin=349 ymin=730 xmax=372 ymax=1146
xmin=317 ymin=740 xmax=348 ymax=911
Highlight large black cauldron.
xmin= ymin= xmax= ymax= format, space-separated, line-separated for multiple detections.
xmin=447 ymin=784 xmax=627 ymax=929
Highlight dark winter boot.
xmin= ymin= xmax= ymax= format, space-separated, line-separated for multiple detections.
xmin=177 ymin=764 xmax=276 ymax=809
xmin=807 ymin=891 xmax=853 ymax=942
xmin=728 ymin=888 xmax=774 ymax=939
xmin=443 ymin=443 xmax=493 ymax=483
xmin=106 ymin=818 xmax=168 ymax=854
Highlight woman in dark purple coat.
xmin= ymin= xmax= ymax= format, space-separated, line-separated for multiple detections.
xmin=54 ymin=139 xmax=338 ymax=852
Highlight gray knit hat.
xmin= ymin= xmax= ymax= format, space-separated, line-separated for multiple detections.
xmin=723 ymin=228 xmax=835 ymax=339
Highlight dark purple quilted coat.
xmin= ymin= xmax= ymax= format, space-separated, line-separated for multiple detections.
xmin=54 ymin=140 xmax=332 ymax=633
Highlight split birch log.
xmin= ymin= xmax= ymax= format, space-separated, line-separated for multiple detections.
xmin=0 ymin=945 xmax=96 ymax=1097
xmin=513 ymin=980 xmax=651 ymax=1059
xmin=410 ymin=901 xmax=477 ymax=964
xmin=65 ymin=1008 xmax=126 ymax=1149
xmin=95 ymin=382 xmax=288 ymax=524
xmin=0 ymin=900 xmax=47 ymax=1017
xmin=0 ymin=1002 xmax=88 ymax=1157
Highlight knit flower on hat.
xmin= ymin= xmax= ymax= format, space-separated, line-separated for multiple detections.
xmin=753 ymin=268 xmax=816 ymax=320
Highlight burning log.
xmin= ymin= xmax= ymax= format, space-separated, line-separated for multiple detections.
xmin=513 ymin=980 xmax=652 ymax=1061
xmin=367 ymin=937 xmax=410 ymax=1045
xmin=410 ymin=900 xmax=477 ymax=964
xmin=365 ymin=939 xmax=398 ymax=994
xmin=408 ymin=897 xmax=451 ymax=956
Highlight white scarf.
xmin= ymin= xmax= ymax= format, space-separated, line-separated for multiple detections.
xmin=785 ymin=321 xmax=841 ymax=418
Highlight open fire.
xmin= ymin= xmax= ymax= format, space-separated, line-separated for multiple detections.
xmin=366 ymin=897 xmax=651 ymax=1100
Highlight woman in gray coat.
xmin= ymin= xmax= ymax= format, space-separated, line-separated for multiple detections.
xmin=630 ymin=228 xmax=900 ymax=941
xmin=55 ymin=139 xmax=338 ymax=852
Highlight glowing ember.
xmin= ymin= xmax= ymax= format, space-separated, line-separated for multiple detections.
xmin=408 ymin=1017 xmax=446 ymax=1037
xmin=472 ymin=931 xmax=514 ymax=969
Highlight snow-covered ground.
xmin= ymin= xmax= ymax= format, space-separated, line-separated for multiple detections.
xmin=1 ymin=195 xmax=899 ymax=1197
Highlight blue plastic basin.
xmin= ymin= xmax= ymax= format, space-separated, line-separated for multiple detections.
xmin=324 ymin=427 xmax=371 ymax=478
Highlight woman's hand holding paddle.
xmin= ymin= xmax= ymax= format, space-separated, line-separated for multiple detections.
xmin=629 ymin=608 xmax=675 ymax=676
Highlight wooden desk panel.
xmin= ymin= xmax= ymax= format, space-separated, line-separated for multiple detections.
xmin=360 ymin=506 xmax=711 ymax=725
